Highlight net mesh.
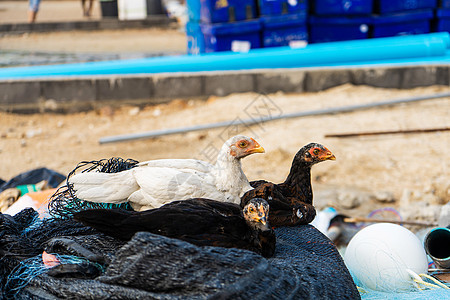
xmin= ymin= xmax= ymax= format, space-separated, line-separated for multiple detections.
xmin=4 ymin=254 xmax=104 ymax=300
xmin=350 ymin=264 xmax=450 ymax=300
xmin=1 ymin=208 xmax=361 ymax=299
xmin=48 ymin=158 xmax=138 ymax=219
xmin=357 ymin=279 xmax=450 ymax=300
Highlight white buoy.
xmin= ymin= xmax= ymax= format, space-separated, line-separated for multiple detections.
xmin=344 ymin=223 xmax=428 ymax=292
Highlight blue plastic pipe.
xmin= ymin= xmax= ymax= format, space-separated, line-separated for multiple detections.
xmin=0 ymin=33 xmax=448 ymax=80
xmin=247 ymin=32 xmax=450 ymax=54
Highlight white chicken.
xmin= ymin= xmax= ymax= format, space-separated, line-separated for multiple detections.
xmin=69 ymin=135 xmax=265 ymax=211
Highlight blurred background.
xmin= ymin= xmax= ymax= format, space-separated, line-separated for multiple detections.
xmin=0 ymin=0 xmax=186 ymax=67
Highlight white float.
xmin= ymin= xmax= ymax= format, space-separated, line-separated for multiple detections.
xmin=344 ymin=223 xmax=428 ymax=292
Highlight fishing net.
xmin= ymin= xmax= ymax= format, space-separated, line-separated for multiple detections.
xmin=4 ymin=254 xmax=105 ymax=300
xmin=1 ymin=207 xmax=360 ymax=299
xmin=0 ymin=208 xmax=125 ymax=299
xmin=353 ymin=271 xmax=450 ymax=300
xmin=48 ymin=158 xmax=138 ymax=219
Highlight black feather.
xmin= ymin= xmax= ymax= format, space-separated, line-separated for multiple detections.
xmin=74 ymin=198 xmax=275 ymax=258
xmin=241 ymin=143 xmax=335 ymax=227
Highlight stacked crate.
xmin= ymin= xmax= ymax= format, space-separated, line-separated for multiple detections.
xmin=258 ymin=0 xmax=309 ymax=47
xmin=371 ymin=0 xmax=436 ymax=38
xmin=186 ymin=0 xmax=446 ymax=54
xmin=434 ymin=1 xmax=450 ymax=32
xmin=308 ymin=0 xmax=373 ymax=43
xmin=308 ymin=1 xmax=437 ymax=43
xmin=186 ymin=0 xmax=260 ymax=54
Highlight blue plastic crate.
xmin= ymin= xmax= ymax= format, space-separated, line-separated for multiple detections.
xmin=312 ymin=0 xmax=373 ymax=16
xmin=434 ymin=9 xmax=450 ymax=31
xmin=200 ymin=0 xmax=257 ymax=23
xmin=201 ymin=19 xmax=262 ymax=52
xmin=258 ymin=0 xmax=308 ymax=16
xmin=261 ymin=13 xmax=308 ymax=47
xmin=186 ymin=21 xmax=205 ymax=54
xmin=371 ymin=10 xmax=433 ymax=38
xmin=375 ymin=0 xmax=437 ymax=14
xmin=441 ymin=0 xmax=450 ymax=8
xmin=308 ymin=15 xmax=370 ymax=43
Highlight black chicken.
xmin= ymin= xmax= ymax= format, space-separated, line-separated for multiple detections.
xmin=74 ymin=198 xmax=275 ymax=258
xmin=241 ymin=143 xmax=335 ymax=227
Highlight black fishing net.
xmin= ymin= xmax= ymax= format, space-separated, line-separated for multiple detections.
xmin=1 ymin=208 xmax=360 ymax=300
xmin=48 ymin=158 xmax=138 ymax=219
xmin=0 ymin=208 xmax=126 ymax=299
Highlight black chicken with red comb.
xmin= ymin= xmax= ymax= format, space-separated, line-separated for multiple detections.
xmin=241 ymin=143 xmax=336 ymax=227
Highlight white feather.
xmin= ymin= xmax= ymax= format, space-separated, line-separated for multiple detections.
xmin=70 ymin=171 xmax=139 ymax=203
xmin=137 ymin=159 xmax=213 ymax=173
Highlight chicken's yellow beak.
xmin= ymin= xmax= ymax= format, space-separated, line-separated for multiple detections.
xmin=246 ymin=139 xmax=265 ymax=154
xmin=247 ymin=145 xmax=265 ymax=154
xmin=321 ymin=152 xmax=336 ymax=161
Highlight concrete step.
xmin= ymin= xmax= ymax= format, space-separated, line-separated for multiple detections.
xmin=0 ymin=16 xmax=177 ymax=36
xmin=1 ymin=65 xmax=448 ymax=113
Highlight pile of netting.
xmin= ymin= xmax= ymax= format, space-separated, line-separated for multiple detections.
xmin=48 ymin=158 xmax=137 ymax=219
xmin=1 ymin=157 xmax=361 ymax=299
xmin=0 ymin=208 xmax=360 ymax=299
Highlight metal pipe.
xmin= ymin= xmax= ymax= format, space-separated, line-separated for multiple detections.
xmin=424 ymin=227 xmax=450 ymax=269
xmin=343 ymin=217 xmax=437 ymax=227
xmin=99 ymin=92 xmax=450 ymax=144
xmin=325 ymin=127 xmax=450 ymax=138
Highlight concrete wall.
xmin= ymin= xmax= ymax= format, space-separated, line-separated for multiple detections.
xmin=0 ymin=16 xmax=176 ymax=36
xmin=1 ymin=65 xmax=449 ymax=113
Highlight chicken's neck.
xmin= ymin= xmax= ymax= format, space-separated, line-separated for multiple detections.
xmin=213 ymin=153 xmax=252 ymax=198
xmin=283 ymin=160 xmax=313 ymax=203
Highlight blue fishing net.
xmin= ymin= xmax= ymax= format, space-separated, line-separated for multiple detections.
xmin=357 ymin=277 xmax=450 ymax=300
xmin=348 ymin=263 xmax=450 ymax=299
xmin=4 ymin=254 xmax=104 ymax=300
xmin=360 ymin=289 xmax=450 ymax=300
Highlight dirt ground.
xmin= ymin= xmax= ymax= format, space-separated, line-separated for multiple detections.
xmin=0 ymin=0 xmax=102 ymax=24
xmin=0 ymin=27 xmax=186 ymax=53
xmin=1 ymin=84 xmax=449 ymax=224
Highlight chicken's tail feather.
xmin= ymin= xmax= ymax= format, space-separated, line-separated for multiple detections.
xmin=74 ymin=209 xmax=136 ymax=240
xmin=69 ymin=171 xmax=139 ymax=204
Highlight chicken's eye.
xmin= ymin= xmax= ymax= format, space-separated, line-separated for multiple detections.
xmin=249 ymin=207 xmax=255 ymax=212
xmin=238 ymin=141 xmax=248 ymax=148
xmin=313 ymin=149 xmax=319 ymax=155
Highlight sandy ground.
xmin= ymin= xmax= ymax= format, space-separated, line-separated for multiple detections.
xmin=1 ymin=84 xmax=449 ymax=223
xmin=0 ymin=0 xmax=102 ymax=24
xmin=0 ymin=27 xmax=186 ymax=53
